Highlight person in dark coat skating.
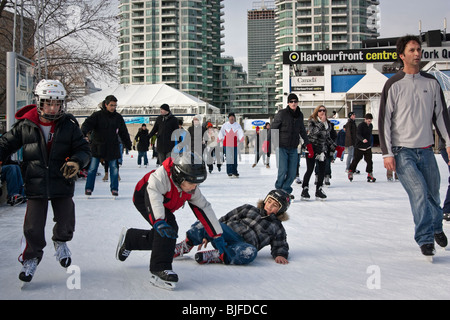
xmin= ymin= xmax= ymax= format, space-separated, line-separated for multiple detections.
xmin=0 ymin=79 xmax=91 ymax=283
xmin=81 ymin=95 xmax=132 ymax=197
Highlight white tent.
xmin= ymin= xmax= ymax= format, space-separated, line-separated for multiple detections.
xmin=345 ymin=68 xmax=389 ymax=131
xmin=346 ymin=68 xmax=389 ymax=95
xmin=67 ymin=83 xmax=219 ymax=117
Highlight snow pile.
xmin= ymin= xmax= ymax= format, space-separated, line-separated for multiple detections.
xmin=1 ymin=152 xmax=449 ymax=300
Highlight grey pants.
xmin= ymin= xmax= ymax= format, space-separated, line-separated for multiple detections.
xmin=19 ymin=197 xmax=75 ymax=263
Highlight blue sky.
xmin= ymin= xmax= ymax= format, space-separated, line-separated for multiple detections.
xmin=223 ymin=0 xmax=450 ymax=72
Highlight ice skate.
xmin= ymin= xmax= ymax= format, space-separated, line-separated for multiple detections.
xmin=19 ymin=258 xmax=39 ymax=284
xmin=301 ymin=187 xmax=310 ymax=200
xmin=367 ymin=172 xmax=376 ymax=183
xmin=324 ymin=175 xmax=331 ymax=186
xmin=173 ymin=238 xmax=193 ymax=258
xmin=315 ymin=187 xmax=327 ymax=200
xmin=116 ymin=227 xmax=131 ymax=261
xmin=434 ymin=232 xmax=448 ymax=248
xmin=348 ymin=170 xmax=353 ymax=182
xmin=150 ymin=270 xmax=178 ymax=290
xmin=111 ymin=190 xmax=119 ymax=199
xmin=420 ymin=243 xmax=435 ymax=263
xmin=54 ymin=241 xmax=72 ymax=268
xmin=195 ymin=249 xmax=223 ymax=264
xmin=443 ymin=213 xmax=450 ymax=223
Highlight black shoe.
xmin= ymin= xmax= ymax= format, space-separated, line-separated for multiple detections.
xmin=443 ymin=213 xmax=450 ymax=222
xmin=435 ymin=232 xmax=448 ymax=248
xmin=315 ymin=187 xmax=327 ymax=200
xmin=420 ymin=243 xmax=436 ymax=256
xmin=301 ymin=187 xmax=310 ymax=200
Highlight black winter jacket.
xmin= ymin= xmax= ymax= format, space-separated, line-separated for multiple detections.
xmin=355 ymin=122 xmax=373 ymax=150
xmin=135 ymin=128 xmax=150 ymax=152
xmin=81 ymin=105 xmax=132 ymax=161
xmin=0 ymin=105 xmax=91 ymax=199
xmin=271 ymin=106 xmax=309 ymax=149
xmin=148 ymin=112 xmax=179 ymax=154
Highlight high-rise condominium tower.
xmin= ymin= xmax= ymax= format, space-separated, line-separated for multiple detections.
xmin=275 ymin=0 xmax=380 ymax=53
xmin=118 ymin=0 xmax=224 ymax=102
xmin=247 ymin=1 xmax=276 ymax=83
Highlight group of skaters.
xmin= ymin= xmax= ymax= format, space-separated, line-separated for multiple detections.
xmin=0 ymin=35 xmax=449 ymax=288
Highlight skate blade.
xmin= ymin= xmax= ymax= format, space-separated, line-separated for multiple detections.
xmin=20 ymin=280 xmax=31 ymax=289
xmin=424 ymin=255 xmax=434 ymax=263
xmin=150 ymin=275 xmax=177 ymax=290
xmin=115 ymin=227 xmax=128 ymax=260
xmin=315 ymin=197 xmax=327 ymax=201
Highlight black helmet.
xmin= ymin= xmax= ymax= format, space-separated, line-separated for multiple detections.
xmin=264 ymin=189 xmax=291 ymax=214
xmin=172 ymin=152 xmax=207 ymax=185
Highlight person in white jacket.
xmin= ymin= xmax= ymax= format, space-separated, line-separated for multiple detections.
xmin=219 ymin=113 xmax=244 ymax=178
xmin=115 ymin=152 xmax=224 ymax=289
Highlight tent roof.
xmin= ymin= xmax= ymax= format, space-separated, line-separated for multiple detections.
xmin=67 ymin=83 xmax=212 ymax=109
xmin=347 ymin=68 xmax=388 ymax=94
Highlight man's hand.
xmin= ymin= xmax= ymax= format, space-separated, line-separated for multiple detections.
xmin=383 ymin=156 xmax=396 ymax=172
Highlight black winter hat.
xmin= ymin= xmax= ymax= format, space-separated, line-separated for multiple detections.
xmin=160 ymin=104 xmax=170 ymax=112
xmin=287 ymin=93 xmax=298 ymax=102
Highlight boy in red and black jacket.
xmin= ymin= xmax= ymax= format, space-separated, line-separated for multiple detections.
xmin=116 ymin=152 xmax=224 ymax=289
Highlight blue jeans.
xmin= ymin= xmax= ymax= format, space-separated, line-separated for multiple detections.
xmin=225 ymin=146 xmax=238 ymax=175
xmin=186 ymin=221 xmax=257 ymax=265
xmin=137 ymin=151 xmax=148 ymax=166
xmin=1 ymin=164 xmax=25 ymax=197
xmin=275 ymin=147 xmax=299 ymax=194
xmin=85 ymin=157 xmax=119 ymax=192
xmin=393 ymin=147 xmax=443 ymax=246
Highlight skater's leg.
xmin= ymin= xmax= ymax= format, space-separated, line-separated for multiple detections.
xmin=108 ymin=159 xmax=119 ymax=193
xmin=364 ymin=150 xmax=373 ymax=174
xmin=20 ymin=199 xmax=49 ymax=263
xmin=395 ymin=147 xmax=435 ymax=246
xmin=85 ymin=157 xmax=100 ymax=192
xmin=51 ymin=197 xmax=75 ymax=243
xmin=275 ymin=148 xmax=288 ymax=189
xmin=150 ymin=211 xmax=178 ymax=272
xmin=418 ymin=148 xmax=443 ymax=235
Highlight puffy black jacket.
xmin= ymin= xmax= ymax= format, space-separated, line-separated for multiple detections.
xmin=148 ymin=112 xmax=179 ymax=154
xmin=81 ymin=106 xmax=132 ymax=161
xmin=271 ymin=106 xmax=309 ymax=149
xmin=0 ymin=105 xmax=91 ymax=199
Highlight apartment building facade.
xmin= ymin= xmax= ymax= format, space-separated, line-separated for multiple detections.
xmin=118 ymin=0 xmax=224 ymax=103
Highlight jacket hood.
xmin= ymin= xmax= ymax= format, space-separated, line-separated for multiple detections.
xmin=15 ymin=104 xmax=40 ymax=125
xmin=257 ymin=200 xmax=289 ymax=222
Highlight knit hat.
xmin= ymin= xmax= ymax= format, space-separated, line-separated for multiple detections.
xmin=160 ymin=104 xmax=170 ymax=112
xmin=287 ymin=93 xmax=298 ymax=102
